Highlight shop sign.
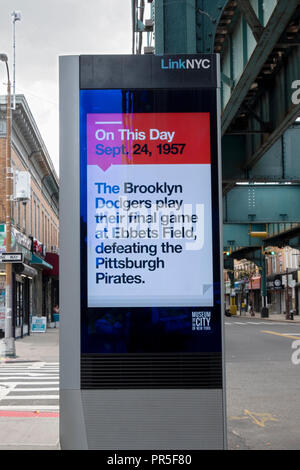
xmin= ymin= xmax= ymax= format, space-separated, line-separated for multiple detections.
xmin=0 ymin=300 xmax=5 ymax=330
xmin=248 ymin=276 xmax=261 ymax=290
xmin=33 ymin=239 xmax=46 ymax=257
xmin=31 ymin=316 xmax=47 ymax=333
xmin=282 ymin=274 xmax=294 ymax=288
xmin=234 ymin=281 xmax=245 ymax=292
xmin=0 ymin=225 xmax=6 ymax=253
xmin=224 ymin=281 xmax=231 ymax=295
xmin=12 ymin=228 xmax=32 ymax=251
xmin=268 ymin=276 xmax=283 ymax=290
xmin=0 ymin=226 xmax=32 ymax=255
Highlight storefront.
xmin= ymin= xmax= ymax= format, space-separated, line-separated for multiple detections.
xmin=295 ymin=270 xmax=300 ymax=316
xmin=234 ymin=279 xmax=248 ymax=314
xmin=0 ymin=227 xmax=38 ymax=338
xmin=247 ymin=276 xmax=261 ymax=313
xmin=13 ymin=230 xmax=38 ymax=337
xmin=29 ymin=238 xmax=53 ymax=323
xmin=267 ymin=274 xmax=286 ymax=315
xmin=224 ymin=280 xmax=231 ymax=309
xmin=43 ymin=252 xmax=59 ymax=323
xmin=13 ymin=263 xmax=38 ymax=337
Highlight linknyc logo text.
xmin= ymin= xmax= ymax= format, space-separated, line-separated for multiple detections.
xmin=161 ymin=57 xmax=211 ymax=70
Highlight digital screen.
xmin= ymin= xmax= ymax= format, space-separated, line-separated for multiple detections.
xmin=80 ymin=89 xmax=221 ymax=354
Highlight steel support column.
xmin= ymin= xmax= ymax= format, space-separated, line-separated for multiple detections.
xmin=155 ymin=0 xmax=197 ymax=54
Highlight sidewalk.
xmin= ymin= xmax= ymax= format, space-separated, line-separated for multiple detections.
xmin=6 ymin=326 xmax=60 ymax=363
xmin=0 ymin=326 xmax=60 ymax=450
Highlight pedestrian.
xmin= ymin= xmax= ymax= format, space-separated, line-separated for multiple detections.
xmin=248 ymin=302 xmax=255 ymax=317
xmin=52 ymin=304 xmax=60 ymax=326
xmin=53 ymin=304 xmax=59 ymax=315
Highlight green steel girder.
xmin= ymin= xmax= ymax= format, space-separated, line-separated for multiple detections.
xmin=223 ymin=223 xmax=265 ymax=249
xmin=155 ymin=0 xmax=196 ymax=54
xmin=223 ymin=223 xmax=300 ymax=249
xmin=230 ymin=246 xmax=264 ymax=266
xmin=154 ymin=0 xmax=229 ymax=55
xmin=243 ymin=45 xmax=300 ymax=171
xmin=221 ymin=0 xmax=300 ymax=135
xmin=262 ymin=225 xmax=300 ymax=249
xmin=152 ymin=0 xmax=300 ymax=190
xmin=249 ymin=126 xmax=300 ymax=182
xmin=223 ymin=125 xmax=300 ymax=184
xmin=221 ymin=4 xmax=300 ymax=193
xmin=223 ymin=184 xmax=300 ymax=224
xmin=136 ymin=1 xmax=300 ymax=263
xmin=236 ymin=0 xmax=264 ymax=43
xmin=196 ymin=0 xmax=231 ymax=53
xmin=222 ymin=134 xmax=246 ymax=183
xmin=224 ymin=256 xmax=234 ymax=272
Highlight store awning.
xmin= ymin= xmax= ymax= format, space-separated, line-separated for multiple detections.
xmin=43 ymin=253 xmax=59 ymax=277
xmin=30 ymin=253 xmax=53 ymax=270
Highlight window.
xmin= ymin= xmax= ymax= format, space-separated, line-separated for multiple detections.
xmin=33 ymin=200 xmax=36 ymax=238
xmin=22 ymin=202 xmax=26 ymax=231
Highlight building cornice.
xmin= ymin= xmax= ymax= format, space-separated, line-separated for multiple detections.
xmin=0 ymin=94 xmax=59 ymax=207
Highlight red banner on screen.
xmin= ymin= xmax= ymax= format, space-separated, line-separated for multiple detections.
xmin=87 ymin=113 xmax=211 ymax=171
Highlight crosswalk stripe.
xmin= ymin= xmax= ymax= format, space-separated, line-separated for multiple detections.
xmin=0 ymin=372 xmax=58 ymax=376
xmin=0 ymin=362 xmax=59 ymax=411
xmin=0 ymin=381 xmax=59 ymax=384
xmin=2 ymin=395 xmax=59 ymax=400
xmin=0 ymin=405 xmax=59 ymax=410
xmin=0 ymin=377 xmax=58 ymax=381
xmin=12 ymin=388 xmax=59 ymax=392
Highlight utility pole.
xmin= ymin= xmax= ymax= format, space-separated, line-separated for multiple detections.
xmin=285 ymin=268 xmax=290 ymax=320
xmin=0 ymin=54 xmax=15 ymax=357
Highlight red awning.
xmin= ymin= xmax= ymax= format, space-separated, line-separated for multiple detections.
xmin=43 ymin=252 xmax=59 ymax=277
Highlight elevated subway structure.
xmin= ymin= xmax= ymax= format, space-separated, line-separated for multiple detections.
xmin=132 ymin=0 xmax=300 ymax=316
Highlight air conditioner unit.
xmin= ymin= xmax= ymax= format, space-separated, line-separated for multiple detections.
xmin=144 ymin=46 xmax=154 ymax=54
xmin=144 ymin=19 xmax=154 ymax=32
xmin=51 ymin=245 xmax=57 ymax=252
xmin=14 ymin=171 xmax=31 ymax=201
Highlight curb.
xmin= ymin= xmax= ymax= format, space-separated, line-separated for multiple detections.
xmin=228 ymin=315 xmax=300 ymax=323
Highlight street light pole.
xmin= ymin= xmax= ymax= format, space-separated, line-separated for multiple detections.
xmin=0 ymin=54 xmax=15 ymax=357
xmin=11 ymin=11 xmax=21 ymax=111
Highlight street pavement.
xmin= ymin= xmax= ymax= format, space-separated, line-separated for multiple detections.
xmin=0 ymin=313 xmax=299 ymax=450
xmin=226 ymin=315 xmax=300 ymax=450
xmin=0 ymin=327 xmax=59 ymax=450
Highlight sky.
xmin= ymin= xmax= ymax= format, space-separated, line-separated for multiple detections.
xmin=0 ymin=0 xmax=135 ymax=175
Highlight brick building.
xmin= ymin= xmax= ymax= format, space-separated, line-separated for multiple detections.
xmin=0 ymin=94 xmax=59 ymax=338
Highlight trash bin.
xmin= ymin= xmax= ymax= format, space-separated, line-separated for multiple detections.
xmin=53 ymin=313 xmax=60 ymax=323
xmin=261 ymin=307 xmax=269 ymax=318
xmin=230 ymin=304 xmax=237 ymax=315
